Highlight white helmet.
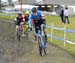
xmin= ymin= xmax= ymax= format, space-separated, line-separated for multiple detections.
xmin=18 ymin=11 xmax=22 ymax=15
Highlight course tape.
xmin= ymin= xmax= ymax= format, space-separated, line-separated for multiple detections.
xmin=47 ymin=34 xmax=75 ymax=44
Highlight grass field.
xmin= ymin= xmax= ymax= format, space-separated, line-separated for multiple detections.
xmin=0 ymin=12 xmax=16 ymax=20
xmin=46 ymin=15 xmax=75 ymax=55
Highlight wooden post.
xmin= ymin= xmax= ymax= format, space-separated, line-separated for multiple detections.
xmin=20 ymin=0 xmax=22 ymax=11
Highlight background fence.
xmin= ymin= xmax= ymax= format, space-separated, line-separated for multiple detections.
xmin=47 ymin=24 xmax=75 ymax=47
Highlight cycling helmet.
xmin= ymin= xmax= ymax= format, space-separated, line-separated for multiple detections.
xmin=31 ymin=7 xmax=37 ymax=13
xmin=18 ymin=11 xmax=22 ymax=15
xmin=25 ymin=10 xmax=30 ymax=14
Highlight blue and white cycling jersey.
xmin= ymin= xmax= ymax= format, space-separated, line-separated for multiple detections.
xmin=29 ymin=11 xmax=45 ymax=28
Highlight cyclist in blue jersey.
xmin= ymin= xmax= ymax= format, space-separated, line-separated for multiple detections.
xmin=29 ymin=7 xmax=47 ymax=42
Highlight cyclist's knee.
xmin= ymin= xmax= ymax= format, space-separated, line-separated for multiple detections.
xmin=41 ymin=24 xmax=44 ymax=28
xmin=20 ymin=22 xmax=24 ymax=25
xmin=20 ymin=22 xmax=24 ymax=28
xmin=41 ymin=24 xmax=45 ymax=31
xmin=41 ymin=24 xmax=47 ymax=35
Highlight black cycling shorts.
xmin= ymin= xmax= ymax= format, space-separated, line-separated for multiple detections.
xmin=34 ymin=19 xmax=43 ymax=34
xmin=16 ymin=20 xmax=23 ymax=25
xmin=25 ymin=19 xmax=29 ymax=21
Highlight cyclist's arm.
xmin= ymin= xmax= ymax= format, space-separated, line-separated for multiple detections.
xmin=14 ymin=17 xmax=18 ymax=24
xmin=40 ymin=12 xmax=46 ymax=25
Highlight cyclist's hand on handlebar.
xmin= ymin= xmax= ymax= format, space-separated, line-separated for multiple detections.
xmin=14 ymin=20 xmax=16 ymax=24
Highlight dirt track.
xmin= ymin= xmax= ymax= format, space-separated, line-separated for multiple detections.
xmin=0 ymin=20 xmax=75 ymax=63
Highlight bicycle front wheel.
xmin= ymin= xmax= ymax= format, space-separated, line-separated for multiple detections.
xmin=38 ymin=36 xmax=44 ymax=56
xmin=17 ymin=27 xmax=21 ymax=42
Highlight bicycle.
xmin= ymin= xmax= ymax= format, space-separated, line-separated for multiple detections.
xmin=14 ymin=21 xmax=23 ymax=42
xmin=14 ymin=20 xmax=21 ymax=42
xmin=37 ymin=26 xmax=47 ymax=56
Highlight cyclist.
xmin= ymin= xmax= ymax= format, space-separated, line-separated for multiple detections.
xmin=23 ymin=10 xmax=30 ymax=34
xmin=29 ymin=7 xmax=47 ymax=42
xmin=15 ymin=11 xmax=25 ymax=36
xmin=23 ymin=10 xmax=30 ymax=22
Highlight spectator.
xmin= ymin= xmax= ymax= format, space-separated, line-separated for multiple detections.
xmin=60 ymin=7 xmax=64 ymax=23
xmin=64 ymin=6 xmax=70 ymax=24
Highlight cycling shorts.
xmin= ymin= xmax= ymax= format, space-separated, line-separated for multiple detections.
xmin=25 ymin=19 xmax=29 ymax=22
xmin=16 ymin=20 xmax=24 ymax=25
xmin=33 ymin=19 xmax=43 ymax=34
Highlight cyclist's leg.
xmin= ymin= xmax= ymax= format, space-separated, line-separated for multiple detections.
xmin=41 ymin=24 xmax=48 ymax=51
xmin=16 ymin=25 xmax=19 ymax=33
xmin=25 ymin=21 xmax=29 ymax=32
xmin=39 ymin=19 xmax=47 ymax=37
xmin=41 ymin=24 xmax=47 ymax=41
xmin=23 ymin=22 xmax=27 ymax=34
xmin=34 ymin=24 xmax=41 ymax=44
xmin=41 ymin=24 xmax=45 ymax=34
xmin=20 ymin=22 xmax=25 ymax=36
xmin=20 ymin=22 xmax=24 ymax=29
xmin=34 ymin=26 xmax=38 ymax=41
xmin=15 ymin=20 xmax=20 ymax=36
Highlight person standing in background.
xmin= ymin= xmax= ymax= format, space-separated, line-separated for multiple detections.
xmin=64 ymin=6 xmax=70 ymax=24
xmin=60 ymin=7 xmax=64 ymax=23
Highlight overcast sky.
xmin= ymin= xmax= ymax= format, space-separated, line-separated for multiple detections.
xmin=1 ymin=0 xmax=43 ymax=3
xmin=36 ymin=0 xmax=43 ymax=2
